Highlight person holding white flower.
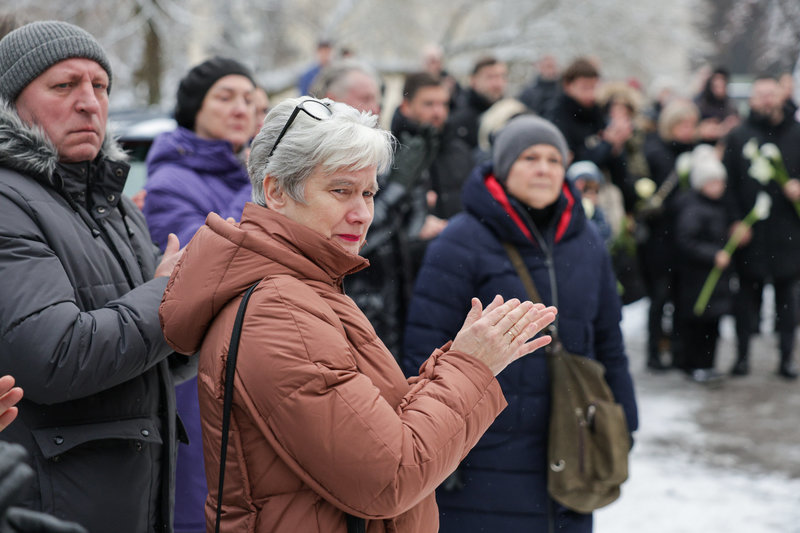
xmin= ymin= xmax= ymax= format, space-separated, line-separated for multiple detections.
xmin=721 ymin=74 xmax=800 ymax=379
xmin=640 ymin=98 xmax=700 ymax=371
xmin=674 ymin=147 xmax=732 ymax=384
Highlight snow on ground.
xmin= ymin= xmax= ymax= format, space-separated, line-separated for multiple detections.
xmin=594 ymin=297 xmax=800 ymax=533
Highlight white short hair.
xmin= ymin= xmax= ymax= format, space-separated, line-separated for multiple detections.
xmin=248 ymin=96 xmax=394 ymax=206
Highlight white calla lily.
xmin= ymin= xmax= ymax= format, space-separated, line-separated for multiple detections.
xmin=748 ymin=156 xmax=774 ymax=184
xmin=742 ymin=138 xmax=759 ymax=160
xmin=635 ymin=177 xmax=657 ymax=199
xmin=753 ymin=192 xmax=772 ymax=220
xmin=760 ymin=143 xmax=781 ymax=161
xmin=676 ymin=152 xmax=693 ymax=177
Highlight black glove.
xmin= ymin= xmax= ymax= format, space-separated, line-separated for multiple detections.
xmin=3 ymin=508 xmax=87 ymax=533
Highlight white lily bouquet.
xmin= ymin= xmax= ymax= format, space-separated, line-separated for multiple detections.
xmin=742 ymin=138 xmax=800 ymax=218
xmin=693 ymin=192 xmax=772 ymax=316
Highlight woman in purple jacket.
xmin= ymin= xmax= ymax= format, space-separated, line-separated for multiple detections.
xmin=142 ymin=57 xmax=256 ymax=533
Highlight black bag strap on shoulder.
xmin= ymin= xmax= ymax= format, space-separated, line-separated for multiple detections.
xmin=213 ymin=280 xmax=366 ymax=533
xmin=215 ymin=281 xmax=261 ymax=533
xmin=502 ymin=242 xmax=543 ymax=304
xmin=502 ymin=242 xmax=560 ymax=345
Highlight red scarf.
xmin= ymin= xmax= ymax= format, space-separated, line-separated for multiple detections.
xmin=484 ymin=174 xmax=574 ymax=243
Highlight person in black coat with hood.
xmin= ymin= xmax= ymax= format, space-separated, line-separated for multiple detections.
xmin=722 ymin=75 xmax=800 ymax=379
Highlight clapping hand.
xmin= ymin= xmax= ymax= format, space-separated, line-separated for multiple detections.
xmin=0 ymin=376 xmax=23 ymax=433
xmin=451 ymin=295 xmax=557 ymax=376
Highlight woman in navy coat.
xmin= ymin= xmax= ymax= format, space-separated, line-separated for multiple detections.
xmin=403 ymin=116 xmax=638 ymax=532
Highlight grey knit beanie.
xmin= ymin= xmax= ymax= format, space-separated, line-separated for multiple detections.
xmin=492 ymin=115 xmax=569 ymax=181
xmin=0 ymin=20 xmax=112 ymax=102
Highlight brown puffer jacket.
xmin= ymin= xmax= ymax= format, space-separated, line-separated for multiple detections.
xmin=160 ymin=203 xmax=507 ymax=533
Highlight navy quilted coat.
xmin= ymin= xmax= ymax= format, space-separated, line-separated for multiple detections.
xmin=403 ymin=162 xmax=638 ymax=532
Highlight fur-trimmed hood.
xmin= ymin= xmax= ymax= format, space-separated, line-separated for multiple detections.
xmin=0 ymin=98 xmax=128 ymax=192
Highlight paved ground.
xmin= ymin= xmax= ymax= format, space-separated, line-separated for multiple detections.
xmin=594 ymin=299 xmax=800 ymax=532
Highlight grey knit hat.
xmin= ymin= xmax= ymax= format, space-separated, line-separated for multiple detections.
xmin=492 ymin=115 xmax=569 ymax=181
xmin=0 ymin=20 xmax=112 ymax=102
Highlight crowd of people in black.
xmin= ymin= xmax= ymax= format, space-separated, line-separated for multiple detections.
xmin=0 ymin=15 xmax=798 ymax=533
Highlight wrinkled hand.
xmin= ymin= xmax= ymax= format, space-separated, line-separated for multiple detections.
xmin=130 ymin=190 xmax=146 ymax=212
xmin=451 ymin=295 xmax=557 ymax=376
xmin=714 ymin=249 xmax=731 ymax=270
xmin=0 ymin=377 xmax=22 ymax=433
xmin=783 ymin=178 xmax=800 ymax=202
xmin=154 ymin=233 xmax=184 ymax=279
xmin=417 ymin=215 xmax=447 ymax=241
xmin=730 ymin=221 xmax=752 ymax=247
xmin=2 ymin=508 xmax=88 ymax=533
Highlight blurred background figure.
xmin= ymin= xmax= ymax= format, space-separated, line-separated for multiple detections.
xmin=450 ymin=56 xmax=508 ymax=151
xmin=142 ymin=56 xmax=256 ymax=533
xmin=297 ymin=39 xmax=333 ymax=96
xmin=518 ymin=54 xmax=561 ymax=116
xmin=722 ymin=74 xmax=800 ymax=379
xmin=421 ymin=43 xmax=462 ymax=109
xmin=311 ymin=59 xmax=382 ymax=116
xmin=546 ymin=57 xmax=638 ymax=215
xmin=642 ymin=75 xmax=680 ymax=133
xmin=567 ymin=160 xmax=612 ymax=244
xmin=673 ymin=146 xmax=731 ymax=385
xmin=640 ymin=98 xmax=701 ymax=371
xmin=694 ymin=66 xmax=740 ymax=145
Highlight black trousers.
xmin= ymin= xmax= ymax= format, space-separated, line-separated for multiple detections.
xmin=735 ymin=278 xmax=798 ymax=360
xmin=679 ymin=317 xmax=719 ymax=370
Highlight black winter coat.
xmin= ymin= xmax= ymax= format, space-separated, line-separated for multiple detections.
xmin=389 ymin=109 xmax=473 ymax=219
xmin=545 ymin=93 xmax=637 ymax=211
xmin=448 ymin=88 xmax=494 ymax=150
xmin=674 ymin=191 xmax=733 ymax=319
xmin=639 ymin=135 xmax=695 ymax=281
xmin=722 ymin=112 xmax=800 ymax=281
xmin=0 ymin=102 xmax=186 ymax=533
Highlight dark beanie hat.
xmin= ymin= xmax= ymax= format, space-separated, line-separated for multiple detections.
xmin=0 ymin=20 xmax=112 ymax=102
xmin=492 ymin=115 xmax=569 ymax=181
xmin=174 ymin=56 xmax=255 ymax=131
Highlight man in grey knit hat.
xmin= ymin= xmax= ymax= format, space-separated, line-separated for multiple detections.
xmin=0 ymin=21 xmax=186 ymax=533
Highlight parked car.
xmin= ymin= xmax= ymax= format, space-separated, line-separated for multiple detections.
xmin=108 ymin=109 xmax=176 ymax=198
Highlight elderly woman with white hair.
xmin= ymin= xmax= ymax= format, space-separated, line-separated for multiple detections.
xmin=158 ymin=97 xmax=557 ymax=533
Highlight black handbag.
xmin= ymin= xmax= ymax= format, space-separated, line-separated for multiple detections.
xmin=214 ymin=281 xmax=366 ymax=533
xmin=502 ymin=243 xmax=630 ymax=514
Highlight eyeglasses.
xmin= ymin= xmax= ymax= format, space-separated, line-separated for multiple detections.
xmin=268 ymin=99 xmax=333 ymax=157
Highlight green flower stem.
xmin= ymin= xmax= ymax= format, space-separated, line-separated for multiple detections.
xmin=693 ymin=208 xmax=757 ymax=316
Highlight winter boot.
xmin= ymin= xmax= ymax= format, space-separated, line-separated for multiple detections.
xmin=730 ymin=354 xmax=749 ymax=376
xmin=778 ymin=353 xmax=798 ymax=380
xmin=647 ymin=351 xmax=669 ymax=371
